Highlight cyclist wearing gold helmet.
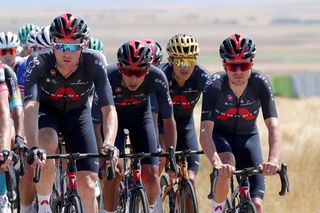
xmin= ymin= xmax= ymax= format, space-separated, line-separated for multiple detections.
xmin=151 ymin=33 xmax=210 ymax=204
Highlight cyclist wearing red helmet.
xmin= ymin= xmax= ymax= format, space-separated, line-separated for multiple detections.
xmin=23 ymin=13 xmax=118 ymax=213
xmin=200 ymin=33 xmax=282 ymax=213
xmin=92 ymin=40 xmax=176 ymax=212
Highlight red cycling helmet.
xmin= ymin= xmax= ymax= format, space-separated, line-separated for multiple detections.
xmin=143 ymin=39 xmax=163 ymax=65
xmin=49 ymin=12 xmax=90 ymax=41
xmin=219 ymin=33 xmax=256 ymax=61
xmin=117 ymin=40 xmax=153 ymax=68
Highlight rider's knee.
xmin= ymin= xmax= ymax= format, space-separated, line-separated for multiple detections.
xmin=142 ymin=167 xmax=158 ymax=185
xmin=252 ymin=197 xmax=263 ymax=212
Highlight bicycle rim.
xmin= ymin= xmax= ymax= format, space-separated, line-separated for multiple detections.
xmin=129 ymin=188 xmax=149 ymax=213
xmin=66 ymin=195 xmax=83 ymax=213
xmin=179 ymin=181 xmax=198 ymax=213
xmin=240 ymin=201 xmax=257 ymax=213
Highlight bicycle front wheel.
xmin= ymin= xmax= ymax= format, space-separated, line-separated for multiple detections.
xmin=160 ymin=175 xmax=177 ymax=213
xmin=179 ymin=180 xmax=198 ymax=213
xmin=240 ymin=201 xmax=257 ymax=213
xmin=129 ymin=188 xmax=149 ymax=213
xmin=66 ymin=195 xmax=83 ymax=213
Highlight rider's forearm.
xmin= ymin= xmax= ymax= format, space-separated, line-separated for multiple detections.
xmin=11 ymin=106 xmax=25 ymax=137
xmin=101 ymin=105 xmax=118 ymax=146
xmin=162 ymin=118 xmax=177 ymax=151
xmin=200 ymin=131 xmax=220 ymax=167
xmin=0 ymin=103 xmax=11 ymax=150
xmin=93 ymin=123 xmax=103 ymax=151
xmin=24 ymin=101 xmax=39 ymax=147
xmin=266 ymin=118 xmax=282 ymax=164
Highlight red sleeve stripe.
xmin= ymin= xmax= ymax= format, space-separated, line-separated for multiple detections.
xmin=0 ymin=83 xmax=8 ymax=92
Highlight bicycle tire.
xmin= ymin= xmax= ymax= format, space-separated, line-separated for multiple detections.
xmin=240 ymin=201 xmax=257 ymax=213
xmin=222 ymin=198 xmax=232 ymax=213
xmin=179 ymin=180 xmax=198 ymax=213
xmin=129 ymin=188 xmax=149 ymax=213
xmin=66 ymin=195 xmax=83 ymax=213
xmin=117 ymin=181 xmax=127 ymax=213
xmin=51 ymin=197 xmax=64 ymax=213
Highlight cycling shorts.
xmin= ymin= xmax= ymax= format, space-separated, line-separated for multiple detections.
xmin=213 ymin=130 xmax=265 ymax=199
xmin=38 ymin=104 xmax=98 ymax=173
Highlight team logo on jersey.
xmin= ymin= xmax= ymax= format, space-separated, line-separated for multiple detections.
xmin=50 ymin=69 xmax=56 ymax=76
xmin=115 ymin=87 xmax=122 ymax=93
xmin=227 ymin=94 xmax=233 ymax=102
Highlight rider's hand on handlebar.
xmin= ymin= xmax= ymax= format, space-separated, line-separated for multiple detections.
xmin=26 ymin=147 xmax=46 ymax=168
xmin=0 ymin=150 xmax=14 ymax=171
xmin=13 ymin=135 xmax=29 ymax=153
xmin=217 ymin=164 xmax=235 ymax=177
xmin=259 ymin=161 xmax=279 ymax=176
xmin=101 ymin=144 xmax=119 ymax=164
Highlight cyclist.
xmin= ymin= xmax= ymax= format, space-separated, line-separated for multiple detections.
xmin=17 ymin=23 xmax=40 ymax=57
xmin=199 ymin=33 xmax=282 ymax=213
xmin=16 ymin=26 xmax=51 ymax=99
xmin=0 ymin=32 xmax=23 ymax=73
xmin=91 ymin=39 xmax=177 ymax=213
xmin=151 ymin=33 xmax=210 ymax=206
xmin=23 ymin=12 xmax=118 ymax=213
xmin=0 ymin=63 xmax=25 ymax=213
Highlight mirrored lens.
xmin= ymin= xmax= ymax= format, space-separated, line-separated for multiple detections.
xmin=0 ymin=48 xmax=17 ymax=56
xmin=225 ymin=62 xmax=252 ymax=72
xmin=53 ymin=43 xmax=83 ymax=52
xmin=173 ymin=58 xmax=197 ymax=68
xmin=121 ymin=68 xmax=147 ymax=78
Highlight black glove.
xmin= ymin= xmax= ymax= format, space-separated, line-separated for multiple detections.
xmin=13 ymin=135 xmax=29 ymax=153
xmin=27 ymin=147 xmax=46 ymax=165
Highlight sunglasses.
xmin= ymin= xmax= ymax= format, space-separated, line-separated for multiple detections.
xmin=53 ymin=42 xmax=84 ymax=52
xmin=121 ymin=68 xmax=148 ymax=78
xmin=224 ymin=62 xmax=253 ymax=72
xmin=0 ymin=48 xmax=17 ymax=56
xmin=172 ymin=58 xmax=197 ymax=68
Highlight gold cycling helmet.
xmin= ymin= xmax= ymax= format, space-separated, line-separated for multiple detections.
xmin=166 ymin=33 xmax=199 ymax=58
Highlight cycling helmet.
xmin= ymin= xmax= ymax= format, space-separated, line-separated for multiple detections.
xmin=143 ymin=39 xmax=163 ymax=65
xmin=26 ymin=29 xmax=40 ymax=48
xmin=50 ymin=12 xmax=90 ymax=40
xmin=18 ymin=23 xmax=40 ymax=44
xmin=0 ymin=32 xmax=20 ymax=49
xmin=219 ymin=33 xmax=256 ymax=61
xmin=166 ymin=34 xmax=199 ymax=58
xmin=35 ymin=26 xmax=52 ymax=48
xmin=88 ymin=37 xmax=104 ymax=52
xmin=117 ymin=40 xmax=153 ymax=68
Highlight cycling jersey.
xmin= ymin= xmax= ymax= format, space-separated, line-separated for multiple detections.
xmin=92 ymin=64 xmax=173 ymax=165
xmin=24 ymin=49 xmax=114 ymax=112
xmin=152 ymin=63 xmax=210 ymax=118
xmin=16 ymin=57 xmax=27 ymax=96
xmin=0 ymin=63 xmax=22 ymax=109
xmin=151 ymin=63 xmax=210 ymax=171
xmin=201 ymin=70 xmax=277 ymax=135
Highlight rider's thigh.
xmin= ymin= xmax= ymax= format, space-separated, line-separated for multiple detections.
xmin=38 ymin=127 xmax=59 ymax=154
xmin=219 ymin=152 xmax=235 ymax=166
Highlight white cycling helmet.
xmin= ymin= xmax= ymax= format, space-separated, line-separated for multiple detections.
xmin=26 ymin=29 xmax=40 ymax=48
xmin=35 ymin=26 xmax=52 ymax=48
xmin=0 ymin=32 xmax=20 ymax=49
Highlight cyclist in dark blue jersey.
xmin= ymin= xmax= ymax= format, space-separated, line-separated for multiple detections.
xmin=92 ymin=40 xmax=177 ymax=213
xmin=200 ymin=33 xmax=282 ymax=213
xmin=23 ymin=13 xmax=118 ymax=213
xmin=151 ymin=34 xmax=210 ymax=206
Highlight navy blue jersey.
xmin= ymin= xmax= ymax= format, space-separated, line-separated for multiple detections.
xmin=152 ymin=63 xmax=210 ymax=118
xmin=201 ymin=70 xmax=277 ymax=135
xmin=92 ymin=64 xmax=173 ymax=123
xmin=24 ymin=49 xmax=114 ymax=112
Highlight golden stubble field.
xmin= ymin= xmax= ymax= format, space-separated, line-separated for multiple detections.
xmin=1 ymin=2 xmax=320 ymax=212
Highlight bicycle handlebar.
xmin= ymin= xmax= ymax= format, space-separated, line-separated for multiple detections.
xmin=207 ymin=163 xmax=290 ymax=199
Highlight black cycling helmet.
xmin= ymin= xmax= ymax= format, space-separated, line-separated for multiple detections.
xmin=117 ymin=40 xmax=153 ymax=68
xmin=143 ymin=39 xmax=163 ymax=65
xmin=219 ymin=33 xmax=256 ymax=61
xmin=49 ymin=12 xmax=90 ymax=41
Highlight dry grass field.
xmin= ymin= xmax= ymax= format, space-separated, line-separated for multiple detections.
xmin=1 ymin=1 xmax=320 ymax=212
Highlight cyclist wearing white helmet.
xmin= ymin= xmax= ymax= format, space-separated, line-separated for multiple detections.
xmin=0 ymin=31 xmax=23 ymax=71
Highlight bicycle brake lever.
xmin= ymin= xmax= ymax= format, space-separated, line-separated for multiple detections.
xmin=278 ymin=163 xmax=290 ymax=196
xmin=168 ymin=146 xmax=178 ymax=174
xmin=207 ymin=167 xmax=218 ymax=199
